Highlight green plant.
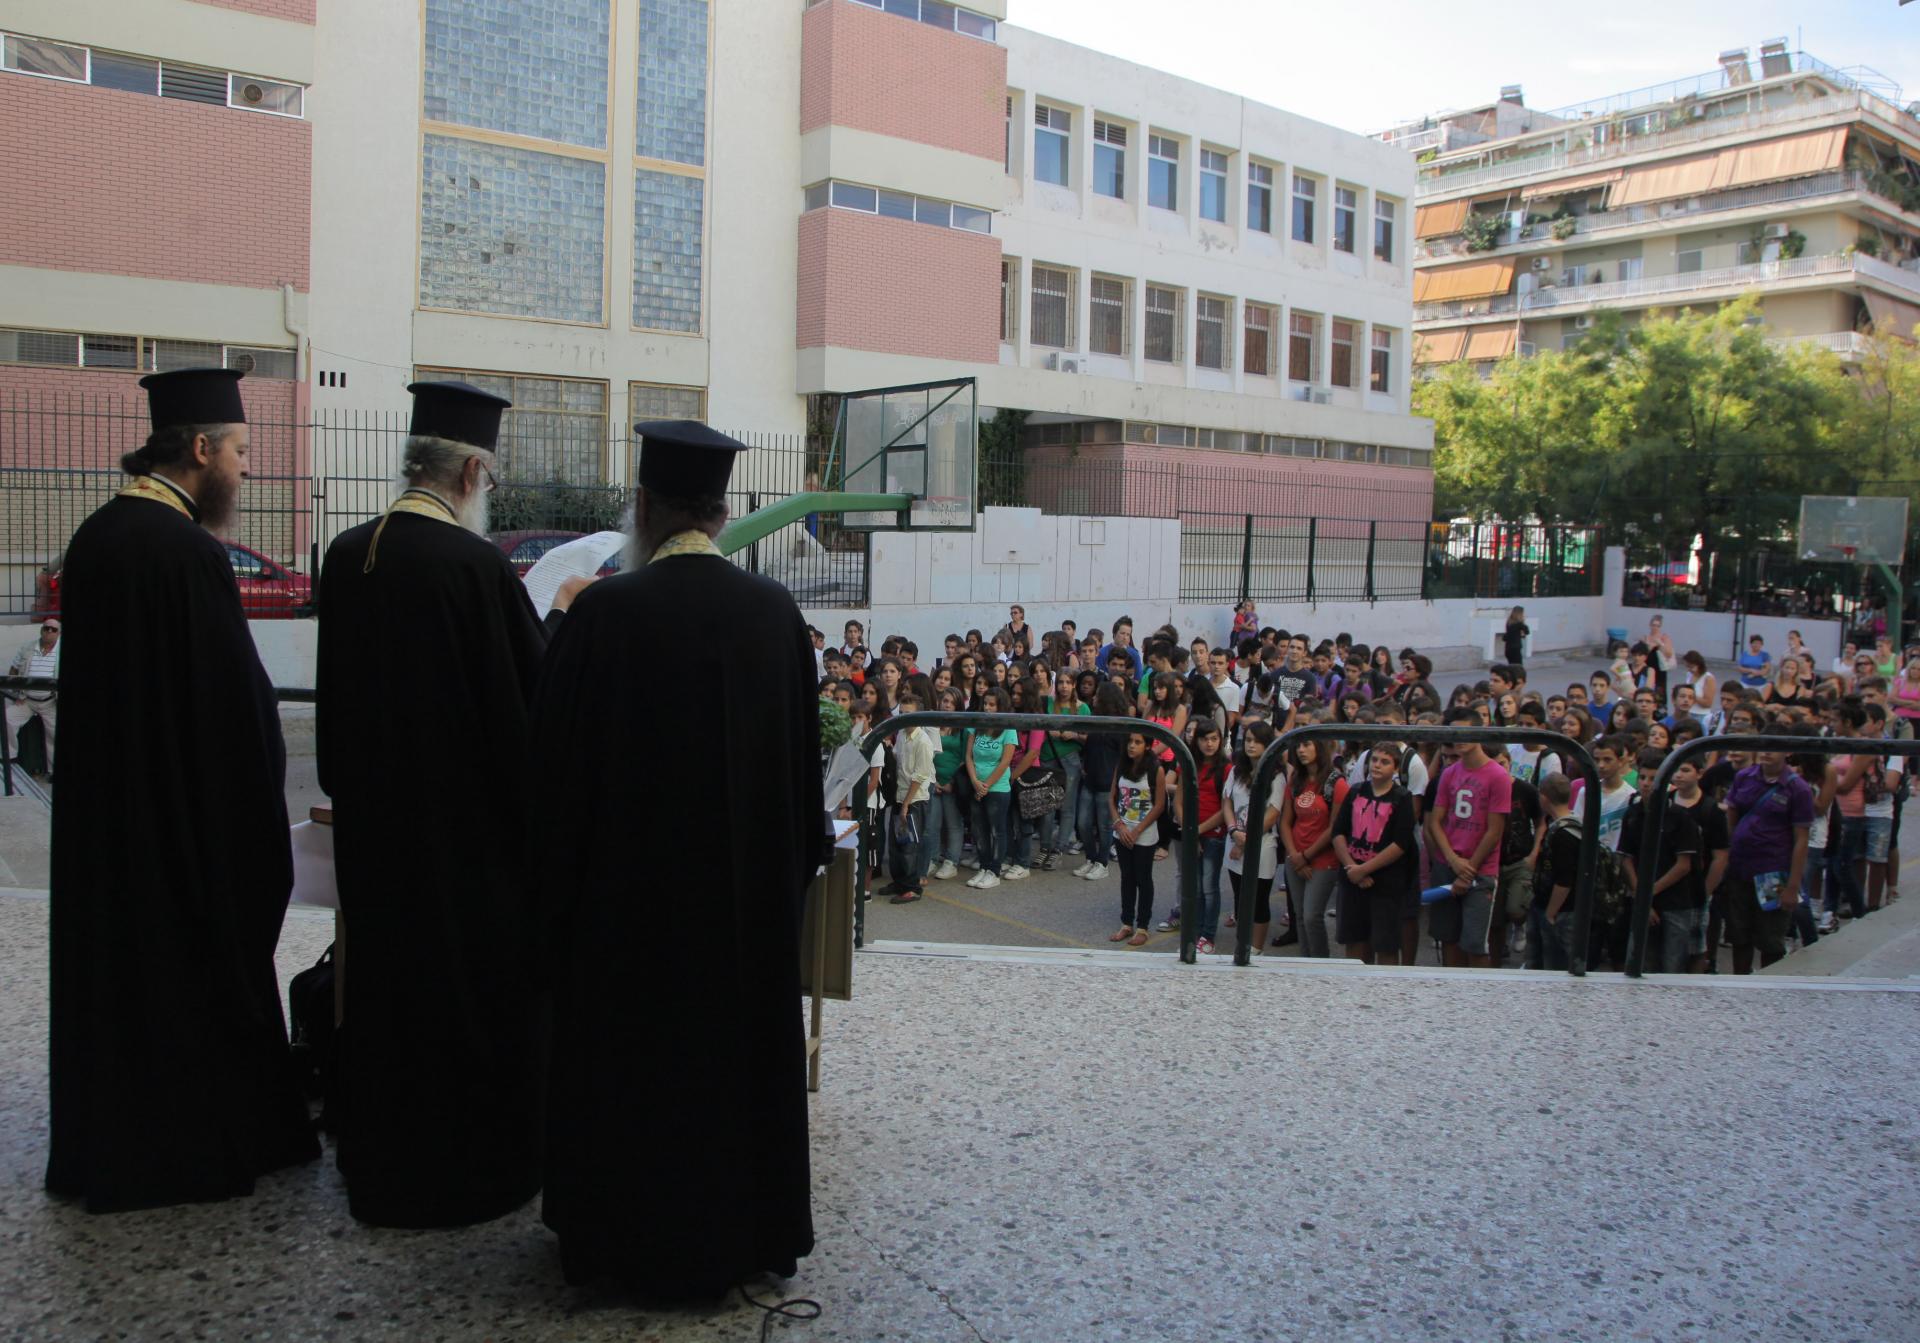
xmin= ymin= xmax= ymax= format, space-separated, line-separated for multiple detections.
xmin=818 ymin=696 xmax=851 ymax=754
xmin=489 ymin=481 xmax=628 ymax=534
xmin=1550 ymin=215 xmax=1577 ymax=241
xmin=1855 ymin=235 xmax=1882 ymax=258
xmin=1461 ymin=212 xmax=1504 ymax=253
xmin=1779 ymin=229 xmax=1807 ymax=260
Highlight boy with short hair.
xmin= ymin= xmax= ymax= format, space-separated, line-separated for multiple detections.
xmin=1530 ymin=774 xmax=1581 ymax=970
xmin=1571 ymin=732 xmax=1639 ymax=970
xmin=1667 ymin=754 xmax=1728 ymax=972
xmin=1723 ymin=735 xmax=1815 ymax=972
xmin=1619 ymin=747 xmax=1702 ymax=974
xmin=1425 ymin=707 xmax=1511 ymax=968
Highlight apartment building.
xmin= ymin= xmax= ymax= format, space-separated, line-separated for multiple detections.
xmin=0 ymin=0 xmax=1431 ymax=519
xmin=1391 ymin=44 xmax=1920 ymax=372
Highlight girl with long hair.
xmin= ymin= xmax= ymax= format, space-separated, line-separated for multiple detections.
xmin=1108 ymin=731 xmax=1166 ymax=947
xmin=1279 ymin=738 xmax=1349 ymax=958
xmin=1224 ymin=720 xmax=1282 ymax=952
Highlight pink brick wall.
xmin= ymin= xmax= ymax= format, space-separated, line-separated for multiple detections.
xmin=0 ymin=366 xmax=301 ymax=474
xmin=801 ymin=0 xmax=1006 ymax=162
xmin=1023 ymin=443 xmax=1434 ymax=525
xmin=0 ymin=76 xmax=311 ymax=292
xmin=189 ymin=0 xmax=316 ymax=22
xmin=796 ymin=208 xmax=1002 ymax=363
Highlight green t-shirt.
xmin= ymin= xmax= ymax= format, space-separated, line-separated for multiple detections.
xmin=969 ymin=728 xmax=1019 ymax=792
xmin=934 ymin=729 xmax=969 ymax=785
xmin=1043 ymin=698 xmax=1092 ymax=757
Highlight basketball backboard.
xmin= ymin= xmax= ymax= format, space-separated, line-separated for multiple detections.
xmin=1797 ymin=495 xmax=1909 ymax=565
xmin=832 ymin=378 xmax=977 ymax=532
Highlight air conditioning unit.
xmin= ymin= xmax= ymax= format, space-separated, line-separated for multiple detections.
xmin=229 ymin=74 xmax=303 ymax=116
xmin=1310 ymin=388 xmax=1334 ymax=405
xmin=1530 ymin=256 xmax=1552 ymax=271
xmin=229 ymin=351 xmax=257 ymax=373
xmin=1517 ymin=340 xmax=1537 ymax=357
xmin=1059 ymin=358 xmax=1081 ymax=374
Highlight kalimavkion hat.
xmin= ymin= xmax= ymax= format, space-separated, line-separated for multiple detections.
xmin=634 ymin=419 xmax=748 ymax=497
xmin=407 ymin=380 xmax=512 ymax=450
xmin=139 ymin=367 xmax=246 ymax=429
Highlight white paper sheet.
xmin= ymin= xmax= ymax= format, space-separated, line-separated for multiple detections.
xmin=522 ymin=530 xmax=625 ymax=616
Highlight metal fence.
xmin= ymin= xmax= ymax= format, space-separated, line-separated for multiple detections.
xmin=0 ymin=394 xmax=869 ymax=616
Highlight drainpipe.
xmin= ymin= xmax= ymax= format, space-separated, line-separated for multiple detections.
xmin=281 ymin=283 xmax=308 ymax=381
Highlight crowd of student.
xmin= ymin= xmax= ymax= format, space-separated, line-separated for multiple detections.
xmin=816 ymin=603 xmax=1918 ymax=973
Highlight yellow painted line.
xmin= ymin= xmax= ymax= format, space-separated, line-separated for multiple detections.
xmin=920 ymin=890 xmax=1091 ymax=948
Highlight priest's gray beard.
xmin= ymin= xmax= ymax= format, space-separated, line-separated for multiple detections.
xmin=619 ymin=505 xmax=643 ymax=570
xmin=453 ymin=485 xmax=490 ymax=537
xmin=199 ymin=470 xmax=239 ymax=536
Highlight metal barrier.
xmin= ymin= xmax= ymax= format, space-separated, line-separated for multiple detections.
xmin=1624 ymin=733 xmax=1915 ymax=978
xmin=854 ymin=711 xmax=1202 ymax=961
xmin=1242 ymin=725 xmax=1603 ymax=973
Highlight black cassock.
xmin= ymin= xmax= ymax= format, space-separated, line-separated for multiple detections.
xmin=316 ymin=511 xmax=557 ymax=1227
xmin=529 ymin=549 xmax=827 ymax=1294
xmin=45 ymin=489 xmax=318 ymax=1212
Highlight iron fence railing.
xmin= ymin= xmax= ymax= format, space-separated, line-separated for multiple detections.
xmin=0 ymin=395 xmax=867 ymax=614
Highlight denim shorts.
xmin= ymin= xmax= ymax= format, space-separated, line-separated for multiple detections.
xmin=1856 ymin=815 xmax=1893 ymax=864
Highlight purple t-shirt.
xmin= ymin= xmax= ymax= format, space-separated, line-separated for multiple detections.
xmin=1437 ymin=758 xmax=1513 ymax=877
xmin=1724 ymin=765 xmax=1815 ymax=878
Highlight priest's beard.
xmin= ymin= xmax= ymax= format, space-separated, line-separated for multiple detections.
xmin=620 ymin=505 xmax=643 ymax=570
xmin=452 ymin=484 xmax=490 ymax=537
xmin=198 ymin=469 xmax=239 ymax=536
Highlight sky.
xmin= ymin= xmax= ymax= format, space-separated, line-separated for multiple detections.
xmin=1006 ymin=0 xmax=1920 ymax=137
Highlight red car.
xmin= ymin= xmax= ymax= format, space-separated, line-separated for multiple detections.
xmin=35 ymin=541 xmax=314 ymax=619
xmin=491 ymin=529 xmax=622 ymax=578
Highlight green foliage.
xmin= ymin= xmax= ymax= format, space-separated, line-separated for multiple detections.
xmin=1461 ymin=212 xmax=1504 ymax=253
xmin=977 ymin=407 xmax=1031 ymax=507
xmin=1550 ymin=215 xmax=1577 ymax=241
xmin=818 ymin=695 xmax=851 ymax=753
xmin=1417 ymin=298 xmax=1920 ymax=556
xmin=1779 ymin=229 xmax=1806 ymax=260
xmin=489 ymin=481 xmax=628 ymax=534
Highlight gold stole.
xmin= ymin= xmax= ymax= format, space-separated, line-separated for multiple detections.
xmin=364 ymin=489 xmax=458 ymax=573
xmin=117 ymin=475 xmax=197 ymax=520
xmin=649 ymin=529 xmax=722 ymax=563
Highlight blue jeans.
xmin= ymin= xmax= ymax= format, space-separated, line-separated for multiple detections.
xmin=975 ymin=789 xmax=1011 ymax=875
xmin=1076 ymin=776 xmax=1113 ymax=864
xmin=1831 ymin=819 xmax=1868 ymax=919
xmin=1051 ymin=753 xmax=1084 ymax=851
xmin=1196 ymin=833 xmax=1226 ymax=941
xmin=931 ymin=787 xmax=965 ymax=864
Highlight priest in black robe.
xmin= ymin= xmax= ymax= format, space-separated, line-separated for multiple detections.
xmin=530 ymin=421 xmax=829 ymax=1296
xmin=45 ymin=367 xmax=319 ymax=1212
xmin=316 ymin=381 xmax=587 ymax=1227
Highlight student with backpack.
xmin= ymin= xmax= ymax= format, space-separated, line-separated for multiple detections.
xmin=1529 ymin=775 xmax=1582 ymax=970
xmin=1619 ymin=747 xmax=1703 ymax=973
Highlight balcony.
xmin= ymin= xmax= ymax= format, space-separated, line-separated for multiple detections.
xmin=1771 ymin=330 xmax=1871 ymax=357
xmin=1413 ymin=171 xmax=1912 ymax=262
xmin=1415 ymin=251 xmax=1920 ymax=323
xmin=1417 ymin=92 xmax=1873 ymax=200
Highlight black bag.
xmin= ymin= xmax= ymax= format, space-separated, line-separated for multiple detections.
xmin=287 ymin=944 xmax=337 ymax=1130
xmin=1014 ymin=737 xmax=1067 ymax=818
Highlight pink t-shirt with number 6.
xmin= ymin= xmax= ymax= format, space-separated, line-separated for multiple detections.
xmin=1437 ymin=758 xmax=1513 ymax=878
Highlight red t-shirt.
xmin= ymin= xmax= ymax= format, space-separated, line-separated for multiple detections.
xmin=1289 ymin=775 xmax=1350 ymax=870
xmin=1195 ymin=764 xmax=1226 ymax=829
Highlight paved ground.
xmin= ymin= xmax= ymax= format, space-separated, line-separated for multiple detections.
xmin=2 ymin=889 xmax=1917 ymax=1342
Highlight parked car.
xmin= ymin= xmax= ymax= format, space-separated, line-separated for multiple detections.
xmin=35 ymin=542 xmax=313 ymax=619
xmin=491 ymin=529 xmax=622 ymax=578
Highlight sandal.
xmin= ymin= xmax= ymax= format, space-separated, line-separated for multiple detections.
xmin=1108 ymin=926 xmax=1134 ymax=943
xmin=1127 ymin=930 xmax=1150 ymax=947
xmin=888 ymin=890 xmax=922 ymax=904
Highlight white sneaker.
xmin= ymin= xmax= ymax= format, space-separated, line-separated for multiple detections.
xmin=1080 ymin=862 xmax=1107 ymax=881
xmin=963 ymin=871 xmax=985 ymax=889
xmin=1065 ymin=840 xmax=1083 ymax=855
xmin=1002 ymin=864 xmax=1030 ymax=880
xmin=974 ymin=871 xmax=1001 ymax=889
xmin=961 ymin=856 xmax=981 ymax=870
xmin=932 ymin=860 xmax=957 ymax=880
xmin=1072 ymin=860 xmax=1093 ymax=878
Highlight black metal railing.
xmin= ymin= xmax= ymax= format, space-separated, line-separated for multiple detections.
xmin=855 ymin=712 xmax=1203 ymax=961
xmin=1624 ymin=734 xmax=1915 ymax=978
xmin=1241 ymin=725 xmax=1603 ymax=973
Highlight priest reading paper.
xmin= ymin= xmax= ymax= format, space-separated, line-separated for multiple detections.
xmin=46 ymin=367 xmax=319 ymax=1211
xmin=317 ymin=380 xmax=587 ymax=1227
xmin=530 ymin=421 xmax=830 ymax=1295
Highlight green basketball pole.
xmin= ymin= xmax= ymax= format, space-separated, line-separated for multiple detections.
xmin=716 ymin=491 xmax=913 ymax=556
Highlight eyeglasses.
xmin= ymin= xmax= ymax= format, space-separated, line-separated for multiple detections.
xmin=480 ymin=464 xmax=498 ymax=493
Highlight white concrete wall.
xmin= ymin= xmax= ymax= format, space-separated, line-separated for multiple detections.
xmin=1600 ymin=546 xmax=1845 ymax=669
xmin=250 ymin=618 xmax=318 ymax=690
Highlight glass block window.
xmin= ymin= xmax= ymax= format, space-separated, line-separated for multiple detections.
xmin=419 ymin=135 xmax=607 ymax=323
xmin=629 ymin=381 xmax=707 ymax=424
xmin=636 ymin=0 xmax=707 ymax=166
xmin=633 ymin=169 xmax=704 ymax=332
xmin=423 ymin=0 xmax=610 ymax=149
xmin=418 ymin=366 xmax=610 ymax=484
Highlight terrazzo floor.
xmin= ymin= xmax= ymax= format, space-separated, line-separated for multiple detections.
xmin=3 ymin=889 xmax=1918 ymax=1342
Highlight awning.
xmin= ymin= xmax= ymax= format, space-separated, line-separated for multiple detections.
xmin=1413 ymin=258 xmax=1516 ymax=304
xmin=1465 ymin=327 xmax=1517 ymax=360
xmin=1415 ymin=328 xmax=1469 ymax=363
xmin=1520 ymin=169 xmax=1621 ymax=200
xmin=1864 ymin=291 xmax=1920 ymax=340
xmin=1414 ymin=199 xmax=1470 ymax=238
xmin=1612 ymin=127 xmax=1849 ymax=206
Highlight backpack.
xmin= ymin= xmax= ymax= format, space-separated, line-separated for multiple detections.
xmin=287 ymin=944 xmax=336 ymax=1132
xmin=1539 ymin=816 xmax=1633 ymax=925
